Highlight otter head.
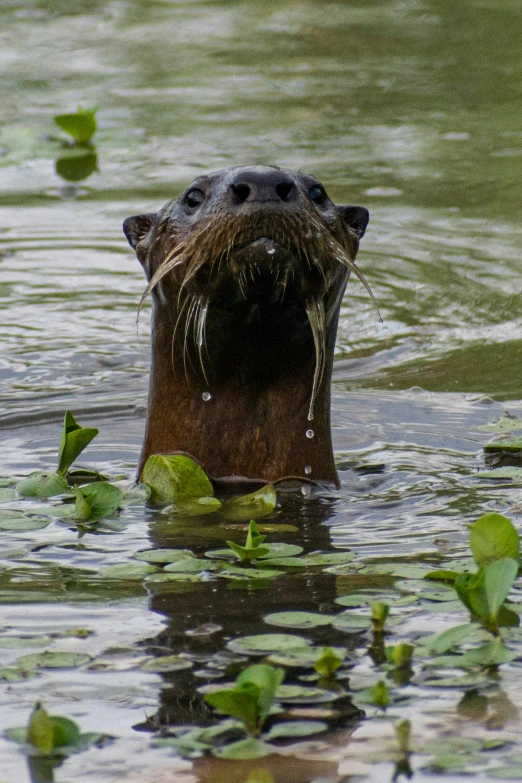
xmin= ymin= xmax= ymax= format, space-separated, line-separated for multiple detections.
xmin=124 ymin=166 xmax=372 ymax=485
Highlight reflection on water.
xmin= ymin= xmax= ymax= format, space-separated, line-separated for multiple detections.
xmin=1 ymin=0 xmax=522 ymax=780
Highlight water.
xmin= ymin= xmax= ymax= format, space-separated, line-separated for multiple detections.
xmin=1 ymin=1 xmax=522 ymax=781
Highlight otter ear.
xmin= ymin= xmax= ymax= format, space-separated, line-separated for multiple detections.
xmin=123 ymin=213 xmax=156 ymax=250
xmin=337 ymin=205 xmax=370 ymax=239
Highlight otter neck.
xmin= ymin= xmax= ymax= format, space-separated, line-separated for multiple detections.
xmin=139 ymin=296 xmax=340 ymax=486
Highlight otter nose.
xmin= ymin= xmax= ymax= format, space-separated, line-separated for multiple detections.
xmin=229 ymin=171 xmax=296 ymax=204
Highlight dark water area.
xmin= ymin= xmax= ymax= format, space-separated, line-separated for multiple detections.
xmin=1 ymin=1 xmax=522 ymax=781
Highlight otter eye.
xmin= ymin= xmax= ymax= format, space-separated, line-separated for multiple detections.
xmin=308 ymin=185 xmax=325 ymax=206
xmin=185 ymin=188 xmax=205 ymax=209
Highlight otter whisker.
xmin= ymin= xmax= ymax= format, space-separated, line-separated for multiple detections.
xmin=171 ymin=294 xmax=191 ymax=374
xmin=305 ymin=297 xmax=326 ymax=422
xmin=183 ymin=294 xmax=199 ymax=381
xmin=195 ymin=296 xmax=210 ymax=384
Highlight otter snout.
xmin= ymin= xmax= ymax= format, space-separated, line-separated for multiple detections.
xmin=228 ymin=169 xmax=297 ymax=205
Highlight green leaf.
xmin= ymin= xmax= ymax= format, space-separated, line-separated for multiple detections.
xmin=371 ymin=680 xmax=389 ymax=708
xmin=141 ymin=454 xmax=214 ymax=503
xmin=142 ymin=655 xmax=193 ymax=673
xmin=227 ymin=634 xmax=312 ymax=656
xmin=469 ymin=513 xmax=519 ymax=566
xmin=166 ymin=496 xmax=222 ymax=516
xmin=484 ymin=436 xmax=522 ymax=453
xmin=263 ymin=720 xmax=327 ymax=740
xmin=97 ymin=562 xmax=156 ymax=580
xmin=16 ymin=471 xmax=69 ymax=498
xmin=482 ymin=558 xmax=518 ymax=620
xmin=424 ymin=570 xmax=459 ymax=582
xmin=263 ymin=611 xmax=333 ymax=629
xmin=164 ymin=559 xmax=220 ymax=574
xmin=237 ymin=664 xmax=285 ymax=721
xmin=213 ymin=737 xmax=273 ymax=759
xmin=422 ymin=623 xmax=479 ymax=654
xmin=27 ymin=703 xmax=54 ymax=754
xmin=371 ymin=601 xmax=389 ymax=631
xmin=386 ymin=643 xmax=414 ymax=668
xmin=460 ymin=637 xmax=516 ymax=667
xmin=476 ymin=467 xmax=522 ymax=480
xmin=54 ymin=107 xmax=97 ymax=143
xmin=455 ymin=559 xmax=518 ymax=628
xmin=133 ymin=548 xmax=195 ymax=563
xmin=57 ymin=411 xmax=98 ymax=475
xmin=0 ymin=488 xmax=18 ymax=501
xmin=221 ymin=486 xmax=277 ymax=521
xmin=478 ymin=417 xmax=522 ymax=432
xmin=314 ymin=647 xmax=344 ymax=677
xmin=16 ymin=652 xmax=91 ymax=670
xmin=51 ymin=716 xmax=80 ymax=748
xmin=0 ymin=510 xmax=50 ymax=531
xmin=257 ymin=551 xmax=354 ymax=569
xmin=74 ymin=482 xmax=123 ymax=520
xmin=205 ymin=686 xmax=261 ymax=734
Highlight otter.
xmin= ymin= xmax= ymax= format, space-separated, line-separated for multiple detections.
xmin=123 ymin=165 xmax=372 ymax=487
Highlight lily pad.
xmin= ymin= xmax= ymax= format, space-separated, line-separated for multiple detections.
xmin=97 ymin=563 xmax=156 ymax=580
xmin=268 ymin=646 xmax=346 ymax=669
xmin=143 ymin=572 xmax=203 ymax=583
xmin=227 ymin=633 xmax=312 ymax=656
xmin=484 ymin=437 xmax=522 ymax=454
xmin=0 ymin=666 xmax=36 ymax=682
xmin=257 ymin=551 xmax=354 ymax=569
xmin=142 ymin=454 xmax=214 ymax=503
xmin=476 ymin=468 xmax=522 ymax=480
xmin=0 ymin=511 xmax=50 ymax=531
xmin=331 ymin=613 xmax=370 ymax=632
xmin=214 ymin=737 xmax=273 ymax=759
xmin=264 ymin=720 xmax=328 ymax=739
xmin=276 ymin=684 xmax=338 ymax=704
xmin=133 ymin=548 xmax=195 ymax=563
xmin=15 ymin=651 xmax=91 ymax=669
xmin=0 ymin=488 xmax=18 ymax=501
xmin=263 ymin=611 xmax=334 ymax=629
xmin=478 ymin=417 xmax=522 ymax=433
xmin=420 ymin=623 xmax=480 ymax=654
xmin=142 ymin=655 xmax=193 ymax=673
xmin=16 ymin=472 xmax=69 ymax=499
xmin=164 ymin=559 xmax=220 ymax=574
xmin=165 ymin=497 xmax=222 ymax=516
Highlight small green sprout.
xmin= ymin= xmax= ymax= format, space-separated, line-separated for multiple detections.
xmin=54 ymin=107 xmax=97 ymax=144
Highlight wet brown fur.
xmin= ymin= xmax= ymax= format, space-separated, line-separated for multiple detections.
xmin=124 ymin=166 xmax=373 ymax=486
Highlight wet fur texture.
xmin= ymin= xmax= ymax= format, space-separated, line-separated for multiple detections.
xmin=124 ymin=165 xmax=372 ymax=485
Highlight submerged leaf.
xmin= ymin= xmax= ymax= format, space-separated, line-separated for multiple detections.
xmin=221 ymin=486 xmax=277 ymax=521
xmin=141 ymin=454 xmax=214 ymax=503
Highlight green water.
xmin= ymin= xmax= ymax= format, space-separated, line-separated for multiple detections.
xmin=1 ymin=1 xmax=522 ymax=781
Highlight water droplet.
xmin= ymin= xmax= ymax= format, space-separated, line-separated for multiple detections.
xmin=202 ymin=391 xmax=212 ymax=402
xmin=305 ymin=429 xmax=314 ymax=439
xmin=304 ymin=465 xmax=312 ymax=475
xmin=307 ymin=412 xmax=314 ymax=421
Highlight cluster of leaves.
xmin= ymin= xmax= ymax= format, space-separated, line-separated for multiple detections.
xmin=142 ymin=454 xmax=276 ymax=520
xmin=6 ymin=702 xmax=112 ymax=757
xmin=158 ymin=659 xmax=340 ymax=760
xmin=12 ymin=411 xmax=124 ymax=525
xmin=425 ymin=513 xmax=520 ymax=656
